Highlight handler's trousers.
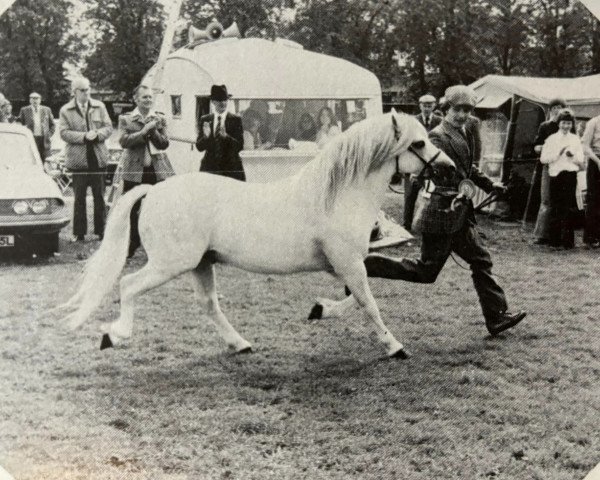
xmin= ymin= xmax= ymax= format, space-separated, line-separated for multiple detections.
xmin=364 ymin=222 xmax=508 ymax=323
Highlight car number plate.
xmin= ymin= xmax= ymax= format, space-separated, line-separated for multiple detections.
xmin=0 ymin=235 xmax=15 ymax=247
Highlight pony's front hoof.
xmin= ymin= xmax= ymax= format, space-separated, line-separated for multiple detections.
xmin=100 ymin=333 xmax=113 ymax=350
xmin=389 ymin=348 xmax=410 ymax=359
xmin=308 ymin=303 xmax=323 ymax=320
xmin=236 ymin=345 xmax=253 ymax=354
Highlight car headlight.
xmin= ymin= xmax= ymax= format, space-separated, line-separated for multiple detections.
xmin=31 ymin=199 xmax=49 ymax=213
xmin=13 ymin=200 xmax=29 ymax=215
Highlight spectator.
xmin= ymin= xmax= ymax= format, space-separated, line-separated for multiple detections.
xmin=415 ymin=94 xmax=443 ymax=132
xmin=540 ymin=109 xmax=585 ymax=250
xmin=296 ymin=112 xmax=317 ymax=142
xmin=59 ymin=77 xmax=113 ymax=242
xmin=532 ymin=98 xmax=571 ymax=245
xmin=17 ymin=92 xmax=56 ymax=162
xmin=582 ymin=113 xmax=600 ymax=249
xmin=118 ymin=84 xmax=175 ymax=257
xmin=196 ymin=84 xmax=245 ymax=181
xmin=0 ymin=93 xmax=6 ymax=122
xmin=404 ymin=94 xmax=444 ymax=230
xmin=316 ymin=106 xmax=341 ymax=148
xmin=242 ymin=109 xmax=272 ymax=150
xmin=0 ymin=99 xmax=16 ymax=123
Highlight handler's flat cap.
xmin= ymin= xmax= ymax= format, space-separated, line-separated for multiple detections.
xmin=29 ymin=92 xmax=41 ymax=98
xmin=418 ymin=94 xmax=436 ymax=103
xmin=445 ymin=85 xmax=478 ymax=108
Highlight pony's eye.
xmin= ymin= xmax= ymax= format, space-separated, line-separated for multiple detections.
xmin=411 ymin=140 xmax=425 ymax=149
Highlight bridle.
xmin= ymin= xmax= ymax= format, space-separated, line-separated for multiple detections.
xmin=389 ymin=145 xmax=443 ymax=194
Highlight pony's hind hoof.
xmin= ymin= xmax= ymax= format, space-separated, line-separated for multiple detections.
xmin=237 ymin=346 xmax=253 ymax=354
xmin=100 ymin=334 xmax=113 ymax=351
xmin=389 ymin=348 xmax=410 ymax=360
xmin=308 ymin=303 xmax=323 ymax=320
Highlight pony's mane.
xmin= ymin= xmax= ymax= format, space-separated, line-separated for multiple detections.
xmin=310 ymin=113 xmax=413 ymax=210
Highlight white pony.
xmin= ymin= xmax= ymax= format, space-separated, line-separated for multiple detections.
xmin=58 ymin=110 xmax=454 ymax=358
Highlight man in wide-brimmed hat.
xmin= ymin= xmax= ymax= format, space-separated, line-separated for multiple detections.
xmin=365 ymin=85 xmax=527 ymax=337
xmin=196 ymin=84 xmax=245 ymax=181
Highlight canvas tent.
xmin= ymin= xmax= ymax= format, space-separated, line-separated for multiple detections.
xmin=469 ymin=74 xmax=600 ymax=220
xmin=471 ymin=74 xmax=600 ymax=118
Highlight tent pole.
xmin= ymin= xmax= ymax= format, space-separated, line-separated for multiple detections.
xmin=500 ymin=95 xmax=520 ymax=220
xmin=521 ymin=101 xmax=547 ymax=225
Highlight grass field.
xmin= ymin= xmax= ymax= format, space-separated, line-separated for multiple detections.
xmin=0 ymin=198 xmax=599 ymax=479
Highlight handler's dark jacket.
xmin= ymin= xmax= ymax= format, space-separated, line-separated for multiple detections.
xmin=196 ymin=112 xmax=245 ymax=181
xmin=428 ymin=118 xmax=494 ymax=194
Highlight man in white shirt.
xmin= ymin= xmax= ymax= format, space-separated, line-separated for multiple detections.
xmin=17 ymin=92 xmax=56 ymax=162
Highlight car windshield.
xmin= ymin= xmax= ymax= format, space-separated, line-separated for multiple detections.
xmin=231 ymin=99 xmax=368 ymax=150
xmin=0 ymin=132 xmax=37 ymax=169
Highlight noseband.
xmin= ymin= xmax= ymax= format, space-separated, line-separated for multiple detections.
xmin=389 ymin=146 xmax=443 ymax=191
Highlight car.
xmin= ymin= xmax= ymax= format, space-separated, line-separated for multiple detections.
xmin=0 ymin=123 xmax=70 ymax=255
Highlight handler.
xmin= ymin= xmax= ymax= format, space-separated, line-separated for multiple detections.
xmin=365 ymin=85 xmax=527 ymax=336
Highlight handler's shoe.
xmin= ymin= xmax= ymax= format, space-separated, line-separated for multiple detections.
xmin=486 ymin=311 xmax=527 ymax=336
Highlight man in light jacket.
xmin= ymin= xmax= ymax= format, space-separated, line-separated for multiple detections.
xmin=118 ymin=84 xmax=174 ymax=257
xmin=59 ymin=77 xmax=113 ymax=242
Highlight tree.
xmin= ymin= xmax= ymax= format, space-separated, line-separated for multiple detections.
xmin=527 ymin=0 xmax=594 ymax=77
xmin=287 ymin=0 xmax=400 ymax=87
xmin=181 ymin=0 xmax=282 ymax=40
xmin=480 ymin=0 xmax=532 ymax=75
xmin=0 ymin=0 xmax=80 ymax=102
xmin=83 ymin=0 xmax=166 ymax=98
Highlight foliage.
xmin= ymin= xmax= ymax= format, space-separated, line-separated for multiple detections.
xmin=287 ymin=0 xmax=400 ymax=87
xmin=0 ymin=0 xmax=80 ymax=103
xmin=181 ymin=0 xmax=282 ymax=41
xmin=3 ymin=0 xmax=600 ymax=103
xmin=83 ymin=0 xmax=166 ymax=99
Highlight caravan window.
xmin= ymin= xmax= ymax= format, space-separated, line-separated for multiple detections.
xmin=171 ymin=95 xmax=182 ymax=117
xmin=230 ymin=99 xmax=368 ymax=150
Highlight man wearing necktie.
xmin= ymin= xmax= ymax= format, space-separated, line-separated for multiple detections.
xmin=17 ymin=92 xmax=55 ymax=163
xmin=365 ymin=85 xmax=527 ymax=337
xmin=59 ymin=77 xmax=113 ymax=242
xmin=404 ymin=94 xmax=444 ymax=230
xmin=196 ymin=84 xmax=245 ymax=181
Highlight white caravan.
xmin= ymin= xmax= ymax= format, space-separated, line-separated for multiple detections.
xmin=143 ymin=35 xmax=383 ymax=182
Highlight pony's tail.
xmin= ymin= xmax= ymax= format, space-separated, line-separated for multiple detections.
xmin=59 ymin=184 xmax=153 ymax=330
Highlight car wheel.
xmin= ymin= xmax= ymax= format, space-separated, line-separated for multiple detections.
xmin=36 ymin=233 xmax=59 ymax=256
